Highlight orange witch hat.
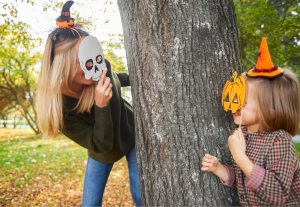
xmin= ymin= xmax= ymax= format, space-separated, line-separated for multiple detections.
xmin=247 ymin=37 xmax=283 ymax=78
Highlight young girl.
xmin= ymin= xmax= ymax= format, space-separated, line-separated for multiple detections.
xmin=201 ymin=37 xmax=300 ymax=206
xmin=35 ymin=1 xmax=141 ymax=206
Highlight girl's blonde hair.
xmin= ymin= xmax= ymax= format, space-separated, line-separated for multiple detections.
xmin=36 ymin=28 xmax=95 ymax=137
xmin=247 ymin=69 xmax=300 ymax=136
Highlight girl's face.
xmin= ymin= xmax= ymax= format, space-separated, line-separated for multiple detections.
xmin=232 ymin=81 xmax=260 ymax=132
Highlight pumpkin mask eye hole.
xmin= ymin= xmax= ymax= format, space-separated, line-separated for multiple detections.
xmin=224 ymin=94 xmax=230 ymax=102
xmin=232 ymin=94 xmax=238 ymax=104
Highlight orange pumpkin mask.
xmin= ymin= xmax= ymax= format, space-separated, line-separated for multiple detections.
xmin=222 ymin=71 xmax=246 ymax=113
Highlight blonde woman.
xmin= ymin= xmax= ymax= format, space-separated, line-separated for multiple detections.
xmin=35 ymin=3 xmax=141 ymax=206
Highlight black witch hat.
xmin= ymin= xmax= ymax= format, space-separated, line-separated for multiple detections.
xmin=56 ymin=1 xmax=76 ymax=27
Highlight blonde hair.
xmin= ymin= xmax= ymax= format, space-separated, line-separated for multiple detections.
xmin=36 ymin=28 xmax=95 ymax=137
xmin=247 ymin=69 xmax=300 ymax=135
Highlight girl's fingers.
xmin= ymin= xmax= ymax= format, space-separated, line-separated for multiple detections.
xmin=201 ymin=167 xmax=208 ymax=171
xmin=202 ymin=162 xmax=213 ymax=167
xmin=233 ymin=128 xmax=244 ymax=140
xmin=203 ymin=154 xmax=218 ymax=163
xmin=231 ymin=130 xmax=240 ymax=140
xmin=204 ymin=154 xmax=215 ymax=159
xmin=202 ymin=157 xmax=215 ymax=164
xmin=237 ymin=127 xmax=244 ymax=137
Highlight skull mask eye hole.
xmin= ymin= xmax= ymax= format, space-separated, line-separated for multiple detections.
xmin=96 ymin=55 xmax=103 ymax=64
xmin=85 ymin=59 xmax=93 ymax=71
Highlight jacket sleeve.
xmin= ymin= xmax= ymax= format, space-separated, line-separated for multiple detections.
xmin=221 ymin=165 xmax=236 ymax=187
xmin=247 ymin=136 xmax=297 ymax=206
xmin=61 ymin=105 xmax=114 ymax=153
xmin=117 ymin=73 xmax=130 ymax=87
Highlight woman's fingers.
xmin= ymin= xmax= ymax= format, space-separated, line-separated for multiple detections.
xmin=104 ymin=88 xmax=111 ymax=96
xmin=102 ymin=77 xmax=111 ymax=90
xmin=98 ymin=68 xmax=107 ymax=86
xmin=94 ymin=69 xmax=113 ymax=108
xmin=104 ymin=83 xmax=113 ymax=95
xmin=108 ymin=90 xmax=113 ymax=98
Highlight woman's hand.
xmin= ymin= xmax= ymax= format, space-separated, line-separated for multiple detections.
xmin=95 ymin=68 xmax=113 ymax=108
xmin=201 ymin=153 xmax=220 ymax=173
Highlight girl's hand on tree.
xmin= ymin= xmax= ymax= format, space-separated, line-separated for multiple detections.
xmin=95 ymin=68 xmax=113 ymax=108
xmin=201 ymin=154 xmax=231 ymax=183
xmin=201 ymin=154 xmax=220 ymax=173
xmin=228 ymin=127 xmax=246 ymax=159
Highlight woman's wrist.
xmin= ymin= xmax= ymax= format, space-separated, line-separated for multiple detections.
xmin=97 ymin=104 xmax=108 ymax=108
xmin=95 ymin=101 xmax=109 ymax=108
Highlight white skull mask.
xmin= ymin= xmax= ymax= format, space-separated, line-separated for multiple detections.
xmin=78 ymin=36 xmax=106 ymax=81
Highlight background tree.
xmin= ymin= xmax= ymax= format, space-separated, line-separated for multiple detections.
xmin=101 ymin=34 xmax=127 ymax=73
xmin=0 ymin=89 xmax=15 ymax=128
xmin=0 ymin=1 xmax=40 ymax=133
xmin=234 ymin=0 xmax=300 ymax=74
xmin=118 ymin=0 xmax=240 ymax=206
xmin=101 ymin=34 xmax=132 ymax=102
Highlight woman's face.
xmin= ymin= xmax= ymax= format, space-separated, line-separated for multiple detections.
xmin=72 ymin=37 xmax=94 ymax=86
xmin=73 ymin=62 xmax=94 ymax=86
xmin=232 ymin=81 xmax=260 ymax=131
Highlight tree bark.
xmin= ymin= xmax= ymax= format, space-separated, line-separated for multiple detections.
xmin=118 ymin=0 xmax=240 ymax=206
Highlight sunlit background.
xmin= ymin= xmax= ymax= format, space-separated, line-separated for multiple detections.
xmin=1 ymin=0 xmax=124 ymax=51
xmin=0 ymin=1 xmax=299 ymax=206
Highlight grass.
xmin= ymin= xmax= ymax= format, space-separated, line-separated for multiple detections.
xmin=1 ymin=129 xmax=300 ymax=206
xmin=0 ymin=129 xmax=133 ymax=206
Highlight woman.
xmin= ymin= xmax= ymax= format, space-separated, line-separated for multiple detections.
xmin=35 ymin=1 xmax=141 ymax=206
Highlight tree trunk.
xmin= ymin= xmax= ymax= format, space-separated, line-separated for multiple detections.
xmin=118 ymin=0 xmax=240 ymax=206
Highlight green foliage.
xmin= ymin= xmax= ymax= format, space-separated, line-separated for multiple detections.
xmin=234 ymin=0 xmax=300 ymax=74
xmin=101 ymin=34 xmax=127 ymax=73
xmin=295 ymin=143 xmax=300 ymax=158
xmin=0 ymin=1 xmax=41 ymax=133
